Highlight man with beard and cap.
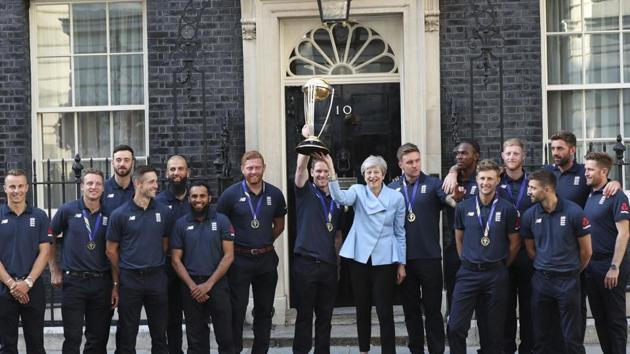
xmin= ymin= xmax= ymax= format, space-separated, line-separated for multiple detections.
xmin=388 ymin=143 xmax=456 ymax=354
xmin=521 ymin=169 xmax=592 ymax=354
xmin=497 ymin=138 xmax=535 ymax=354
xmin=106 ymin=166 xmax=175 ymax=354
xmin=49 ymin=168 xmax=117 ymax=354
xmin=171 ymin=181 xmax=235 ymax=354
xmin=156 ymin=155 xmax=191 ymax=354
xmin=582 ymin=152 xmax=629 ymax=354
xmin=217 ymin=150 xmax=287 ymax=354
xmin=0 ymin=169 xmax=52 ymax=354
xmin=104 ymin=145 xmax=135 ymax=212
xmin=292 ymin=125 xmax=343 ymax=354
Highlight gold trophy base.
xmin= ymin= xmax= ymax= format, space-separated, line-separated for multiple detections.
xmin=296 ymin=137 xmax=330 ymax=155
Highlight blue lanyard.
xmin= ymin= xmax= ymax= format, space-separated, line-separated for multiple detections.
xmin=504 ymin=174 xmax=527 ymax=210
xmin=241 ymin=180 xmax=264 ymax=220
xmin=313 ymin=184 xmax=335 ymax=225
xmin=81 ymin=210 xmax=102 ymax=243
xmin=401 ymin=175 xmax=420 ymax=213
xmin=475 ymin=196 xmax=499 ymax=237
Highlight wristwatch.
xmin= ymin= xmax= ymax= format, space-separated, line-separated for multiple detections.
xmin=24 ymin=278 xmax=33 ymax=288
xmin=610 ymin=263 xmax=618 ymax=271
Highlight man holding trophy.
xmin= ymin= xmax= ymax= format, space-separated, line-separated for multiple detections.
xmin=292 ymin=78 xmax=344 ymax=354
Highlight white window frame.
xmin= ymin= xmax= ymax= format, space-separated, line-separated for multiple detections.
xmin=541 ymin=0 xmax=630 ymax=187
xmin=29 ymin=0 xmax=149 ymax=207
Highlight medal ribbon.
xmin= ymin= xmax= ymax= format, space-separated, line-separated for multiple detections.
xmin=241 ymin=180 xmax=264 ymax=221
xmin=504 ymin=174 xmax=527 ymax=210
xmin=475 ymin=196 xmax=499 ymax=238
xmin=401 ymin=175 xmax=420 ymax=214
xmin=81 ymin=210 xmax=102 ymax=244
xmin=313 ymin=184 xmax=335 ymax=226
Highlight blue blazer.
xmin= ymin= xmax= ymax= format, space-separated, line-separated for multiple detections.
xmin=330 ymin=181 xmax=406 ymax=265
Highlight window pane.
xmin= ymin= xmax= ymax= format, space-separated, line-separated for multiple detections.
xmin=624 ymin=89 xmax=630 ymax=135
xmin=75 ymin=56 xmax=108 ymax=106
xmin=73 ymin=3 xmax=106 ymax=54
xmin=38 ymin=58 xmax=71 ymax=108
xmin=113 ymin=111 xmax=145 ymax=155
xmin=585 ymin=34 xmax=620 ymax=83
xmin=78 ymin=112 xmax=110 ymax=158
xmin=548 ymin=91 xmax=583 ymax=138
xmin=111 ymin=54 xmax=144 ymax=105
xmin=110 ymin=2 xmax=143 ymax=53
xmin=586 ymin=141 xmax=620 ymax=178
xmin=585 ymin=89 xmax=619 ymax=139
xmin=41 ymin=160 xmax=78 ymax=209
xmin=546 ymin=0 xmax=581 ymax=32
xmin=623 ymin=1 xmax=630 ymax=29
xmin=584 ymin=0 xmax=619 ymax=31
xmin=36 ymin=5 xmax=70 ymax=57
xmin=547 ymin=35 xmax=582 ymax=84
xmin=624 ymin=34 xmax=630 ymax=82
xmin=39 ymin=113 xmax=74 ymax=160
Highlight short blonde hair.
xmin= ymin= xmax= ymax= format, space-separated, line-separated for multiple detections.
xmin=360 ymin=155 xmax=387 ymax=175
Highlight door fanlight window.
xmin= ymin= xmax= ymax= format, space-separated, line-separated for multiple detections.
xmin=287 ymin=22 xmax=398 ymax=76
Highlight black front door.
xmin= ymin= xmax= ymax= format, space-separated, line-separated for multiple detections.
xmin=285 ymin=82 xmax=401 ymax=307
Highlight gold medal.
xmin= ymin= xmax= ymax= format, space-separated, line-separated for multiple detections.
xmin=87 ymin=241 xmax=96 ymax=251
xmin=480 ymin=236 xmax=490 ymax=247
xmin=326 ymin=222 xmax=333 ymax=232
xmin=250 ymin=219 xmax=260 ymax=229
xmin=407 ymin=212 xmax=416 ymax=222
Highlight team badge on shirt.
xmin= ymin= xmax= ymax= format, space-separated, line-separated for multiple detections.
xmin=30 ymin=217 xmax=36 ymax=227
xmin=582 ymin=217 xmax=591 ymax=229
xmin=211 ymin=222 xmax=217 ymax=231
xmin=599 ymin=196 xmax=606 ymax=205
xmin=103 ymin=217 xmax=108 ymax=226
xmin=495 ymin=212 xmax=501 ymax=222
xmin=470 ymin=186 xmax=477 ymax=195
xmin=573 ymin=176 xmax=580 ymax=185
xmin=155 ymin=213 xmax=161 ymax=223
xmin=420 ymin=185 xmax=427 ymax=194
xmin=621 ymin=202 xmax=629 ymax=214
xmin=267 ymin=196 xmax=272 ymax=206
xmin=560 ymin=216 xmax=566 ymax=226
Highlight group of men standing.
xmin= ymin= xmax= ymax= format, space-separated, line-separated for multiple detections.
xmin=0 ymin=129 xmax=628 ymax=354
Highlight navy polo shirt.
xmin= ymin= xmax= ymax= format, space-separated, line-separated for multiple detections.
xmin=294 ymin=183 xmax=342 ymax=264
xmin=170 ymin=207 xmax=235 ymax=277
xmin=0 ymin=205 xmax=51 ymax=279
xmin=454 ymin=195 xmax=518 ymax=263
xmin=446 ymin=173 xmax=478 ymax=231
xmin=216 ymin=180 xmax=287 ymax=248
xmin=584 ymin=189 xmax=630 ymax=256
xmin=388 ymin=173 xmax=448 ymax=260
xmin=156 ymin=189 xmax=191 ymax=223
xmin=497 ymin=171 xmax=534 ymax=216
xmin=103 ymin=177 xmax=135 ymax=212
xmin=106 ymin=199 xmax=174 ymax=270
xmin=544 ymin=163 xmax=589 ymax=208
xmin=50 ymin=199 xmax=110 ymax=272
xmin=520 ymin=198 xmax=591 ymax=272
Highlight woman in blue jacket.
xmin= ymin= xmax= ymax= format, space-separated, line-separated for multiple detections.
xmin=318 ymin=153 xmax=406 ymax=354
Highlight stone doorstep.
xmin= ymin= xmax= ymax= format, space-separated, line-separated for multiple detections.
xmin=21 ymin=319 xmax=625 ymax=351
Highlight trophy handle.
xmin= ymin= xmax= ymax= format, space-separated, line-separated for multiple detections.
xmin=317 ymin=87 xmax=335 ymax=139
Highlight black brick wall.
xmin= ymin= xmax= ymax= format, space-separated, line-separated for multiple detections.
xmin=147 ymin=0 xmax=245 ymax=188
xmin=0 ymin=0 xmax=32 ymax=174
xmin=439 ymin=0 xmax=543 ymax=173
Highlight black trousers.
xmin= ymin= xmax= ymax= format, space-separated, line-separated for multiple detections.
xmin=443 ymin=244 xmax=460 ymax=311
xmin=61 ymin=273 xmax=113 ymax=354
xmin=447 ymin=266 xmax=508 ymax=354
xmin=166 ymin=263 xmax=184 ymax=354
xmin=530 ymin=270 xmax=585 ymax=354
xmin=228 ymin=251 xmax=278 ymax=354
xmin=0 ymin=279 xmax=45 ymax=354
xmin=347 ymin=259 xmax=396 ymax=354
xmin=115 ymin=268 xmax=169 ymax=354
xmin=181 ymin=277 xmax=233 ymax=354
xmin=584 ymin=259 xmax=629 ymax=354
xmin=503 ymin=251 xmax=534 ymax=354
xmin=400 ymin=258 xmax=445 ymax=354
xmin=291 ymin=255 xmax=338 ymax=354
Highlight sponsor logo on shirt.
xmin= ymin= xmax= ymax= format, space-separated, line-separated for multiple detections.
xmin=500 ymin=184 xmax=507 ymax=189
xmin=155 ymin=213 xmax=161 ymax=223
xmin=495 ymin=212 xmax=501 ymax=222
xmin=168 ymin=205 xmax=173 ymax=209
xmin=129 ymin=215 xmax=136 ymax=221
xmin=107 ymin=194 xmax=115 ymax=199
xmin=395 ymin=187 xmax=401 ymax=192
xmin=620 ymin=202 xmax=629 ymax=214
xmin=267 ymin=196 xmax=272 ymax=206
xmin=239 ymin=197 xmax=247 ymax=202
xmin=1 ymin=219 xmax=7 ymax=224
xmin=560 ymin=216 xmax=566 ymax=226
xmin=467 ymin=211 xmax=475 ymax=216
xmin=211 ymin=222 xmax=217 ymax=231
xmin=229 ymin=225 xmax=236 ymax=237
xmin=75 ymin=213 xmax=82 ymax=218
xmin=30 ymin=217 xmax=36 ymax=227
xmin=573 ymin=176 xmax=580 ymax=186
xmin=535 ymin=218 xmax=542 ymax=224
xmin=187 ymin=225 xmax=194 ymax=230
xmin=420 ymin=185 xmax=427 ymax=194
xmin=582 ymin=216 xmax=591 ymax=229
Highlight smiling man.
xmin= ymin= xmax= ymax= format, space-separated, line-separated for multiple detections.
xmin=104 ymin=145 xmax=136 ymax=212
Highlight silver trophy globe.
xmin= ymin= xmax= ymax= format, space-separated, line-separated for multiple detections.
xmin=296 ymin=78 xmax=335 ymax=155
